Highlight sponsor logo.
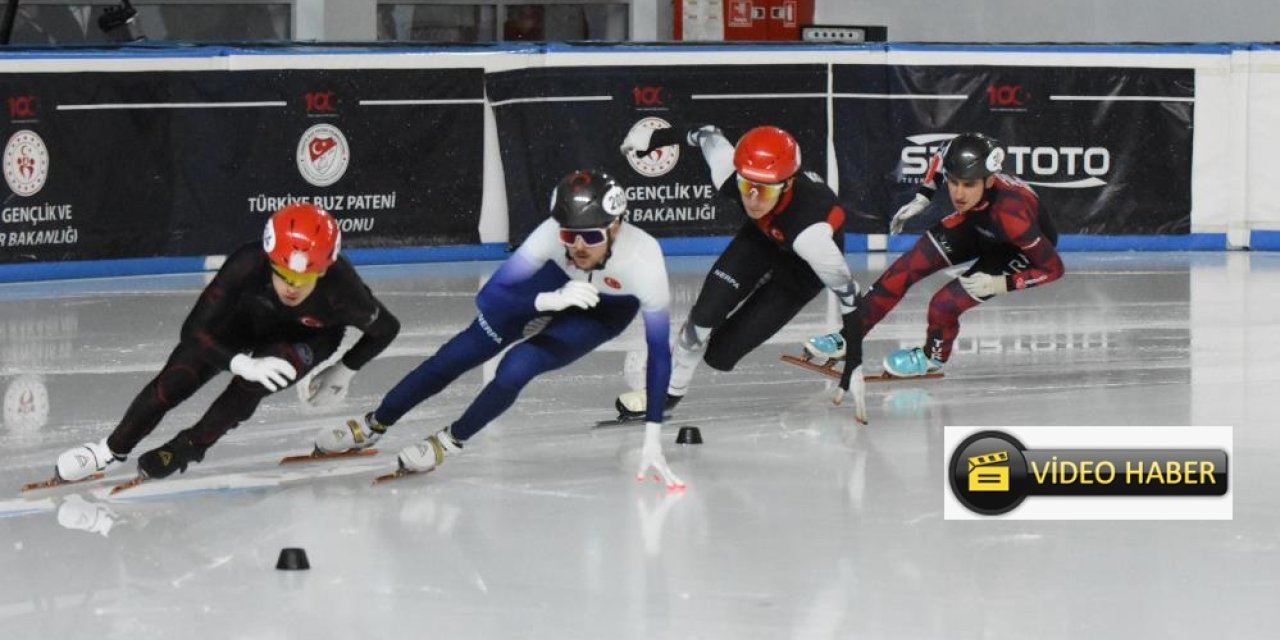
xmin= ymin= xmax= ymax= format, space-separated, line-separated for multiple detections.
xmin=899 ymin=133 xmax=1110 ymax=190
xmin=3 ymin=130 xmax=50 ymax=197
xmin=985 ymin=83 xmax=1031 ymax=112
xmin=476 ymin=312 xmax=502 ymax=344
xmin=603 ymin=276 xmax=622 ymax=289
xmin=305 ymin=91 xmax=337 ymax=115
xmin=8 ymin=95 xmax=36 ymax=120
xmin=631 ymin=86 xmax=670 ymax=108
xmin=624 ymin=117 xmax=680 ymax=178
xmin=712 ymin=268 xmax=740 ymax=290
xmin=299 ymin=316 xmax=324 ymax=329
xmin=296 ymin=123 xmax=350 ymax=187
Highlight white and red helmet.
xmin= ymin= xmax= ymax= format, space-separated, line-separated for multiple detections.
xmin=262 ymin=203 xmax=341 ymax=275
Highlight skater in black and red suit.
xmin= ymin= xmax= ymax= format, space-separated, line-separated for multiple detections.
xmin=616 ymin=124 xmax=868 ymax=422
xmin=51 ymin=203 xmax=399 ymax=483
xmin=806 ymin=132 xmax=1065 ymax=376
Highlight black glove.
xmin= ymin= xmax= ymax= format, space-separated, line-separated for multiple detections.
xmin=833 ymin=306 xmax=867 ymax=424
xmin=838 ymin=306 xmax=864 ymax=390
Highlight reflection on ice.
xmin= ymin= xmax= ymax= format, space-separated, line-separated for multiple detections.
xmin=0 ymin=253 xmax=1275 ymax=639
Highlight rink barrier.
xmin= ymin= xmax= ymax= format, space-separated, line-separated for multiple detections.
xmin=0 ymin=235 xmax=1236 ymax=283
xmin=0 ymin=244 xmax=508 ymax=284
xmin=1248 ymin=231 xmax=1280 ymax=251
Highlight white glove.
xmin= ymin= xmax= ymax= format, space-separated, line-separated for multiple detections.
xmin=230 ymin=353 xmax=297 ymax=392
xmin=686 ymin=124 xmax=722 ymax=147
xmin=889 ymin=193 xmax=931 ymax=234
xmin=534 ymin=281 xmax=600 ymax=312
xmin=306 ymin=362 xmax=356 ymax=407
xmin=636 ymin=422 xmax=686 ymax=490
xmin=832 ymin=364 xmax=868 ymax=425
xmin=620 ymin=127 xmax=656 ymax=157
xmin=959 ymin=272 xmax=1009 ymax=299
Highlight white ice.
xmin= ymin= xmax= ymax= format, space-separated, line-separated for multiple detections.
xmin=1 ymin=252 xmax=1277 ymax=639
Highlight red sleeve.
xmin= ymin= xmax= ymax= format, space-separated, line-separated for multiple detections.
xmin=993 ymin=194 xmax=1065 ymax=291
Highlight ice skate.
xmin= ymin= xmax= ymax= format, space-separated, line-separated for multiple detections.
xmin=375 ymin=428 xmax=462 ymax=483
xmin=137 ymin=434 xmax=206 ymax=480
xmin=804 ymin=331 xmax=846 ymax=360
xmin=882 ymin=347 xmax=943 ymax=378
xmin=54 ymin=438 xmax=123 ymax=483
xmin=609 ymin=390 xmax=682 ymax=425
xmin=299 ymin=412 xmax=386 ymax=461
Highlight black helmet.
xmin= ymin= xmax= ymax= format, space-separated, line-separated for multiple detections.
xmin=942 ymin=133 xmax=1005 ymax=180
xmin=550 ymin=170 xmax=628 ymax=229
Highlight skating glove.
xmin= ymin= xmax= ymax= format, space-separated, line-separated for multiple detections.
xmin=685 ymin=124 xmax=722 ymax=147
xmin=636 ymin=422 xmax=686 ymax=490
xmin=889 ymin=193 xmax=931 ymax=234
xmin=832 ymin=307 xmax=868 ymax=424
xmin=230 ymin=353 xmax=297 ymax=392
xmin=534 ymin=281 xmax=600 ymax=312
xmin=959 ymin=272 xmax=1009 ymax=299
xmin=306 ymin=362 xmax=356 ymax=407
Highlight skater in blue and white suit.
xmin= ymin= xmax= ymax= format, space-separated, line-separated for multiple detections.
xmin=315 ymin=170 xmax=684 ymax=487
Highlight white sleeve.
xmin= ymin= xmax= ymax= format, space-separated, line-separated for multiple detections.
xmin=697 ymin=129 xmax=737 ymax=190
xmin=514 ymin=218 xmax=563 ymax=266
xmin=633 ymin=236 xmax=671 ymax=313
xmin=792 ymin=223 xmax=859 ymax=314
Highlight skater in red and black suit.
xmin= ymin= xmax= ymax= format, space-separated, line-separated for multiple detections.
xmin=51 ymin=203 xmax=399 ymax=483
xmin=806 ymin=132 xmax=1064 ymax=377
xmin=616 ymin=124 xmax=868 ymax=422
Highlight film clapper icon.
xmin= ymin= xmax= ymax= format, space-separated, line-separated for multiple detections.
xmin=967 ymin=451 xmax=1010 ymax=492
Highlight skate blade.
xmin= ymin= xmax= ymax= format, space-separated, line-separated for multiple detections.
xmin=279 ymin=448 xmax=379 ymax=465
xmin=593 ymin=412 xmax=671 ymax=429
xmin=21 ymin=472 xmax=105 ymax=492
xmin=109 ymin=476 xmax=147 ymax=495
xmin=867 ymin=370 xmax=945 ymax=381
xmin=781 ymin=354 xmax=945 ymax=382
xmin=372 ymin=466 xmax=433 ymax=485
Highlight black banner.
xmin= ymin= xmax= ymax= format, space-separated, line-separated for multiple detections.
xmin=487 ymin=64 xmax=829 ymax=244
xmin=833 ymin=65 xmax=1194 ymax=234
xmin=1 ymin=68 xmax=484 ymax=264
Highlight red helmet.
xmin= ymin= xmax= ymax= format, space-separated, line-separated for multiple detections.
xmin=263 ymin=203 xmax=341 ymax=275
xmin=733 ymin=126 xmax=801 ymax=183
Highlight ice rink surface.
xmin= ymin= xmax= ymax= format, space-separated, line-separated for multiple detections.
xmin=1 ymin=252 xmax=1277 ymax=639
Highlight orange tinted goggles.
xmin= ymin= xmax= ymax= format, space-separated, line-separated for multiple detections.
xmin=271 ymin=264 xmax=321 ymax=287
xmin=735 ymin=174 xmax=786 ymax=199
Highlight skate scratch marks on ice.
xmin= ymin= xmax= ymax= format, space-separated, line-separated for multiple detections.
xmin=172 ymin=555 xmax=235 ymax=588
xmin=454 ymin=479 xmax=594 ymax=500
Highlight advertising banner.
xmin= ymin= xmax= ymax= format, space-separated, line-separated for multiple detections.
xmin=487 ymin=64 xmax=829 ymax=244
xmin=833 ymin=65 xmax=1195 ymax=234
xmin=1 ymin=68 xmax=484 ymax=264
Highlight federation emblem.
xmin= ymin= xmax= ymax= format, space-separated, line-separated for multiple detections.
xmin=624 ymin=117 xmax=680 ymax=178
xmin=296 ymin=123 xmax=350 ymax=187
xmin=4 ymin=374 xmax=50 ymax=432
xmin=4 ymin=130 xmax=50 ymax=197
